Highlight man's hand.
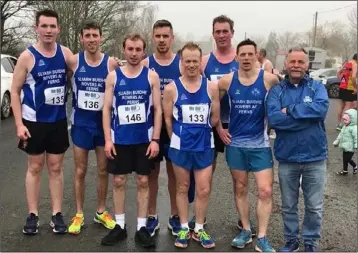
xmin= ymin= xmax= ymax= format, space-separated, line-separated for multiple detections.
xmin=104 ymin=141 xmax=117 ymax=159
xmin=17 ymin=125 xmax=31 ymax=140
xmin=146 ymin=141 xmax=159 ymax=159
xmin=281 ymin=108 xmax=287 ymax=114
xmin=217 ymin=127 xmax=231 ymax=145
xmin=114 ymin=57 xmax=123 ymax=66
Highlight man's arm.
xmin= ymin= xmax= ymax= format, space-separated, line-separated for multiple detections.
xmin=10 ymin=51 xmax=31 ymax=128
xmin=286 ymin=81 xmax=329 ymax=121
xmin=108 ymin=57 xmax=119 ymax=72
xmin=351 ymin=61 xmax=357 ymax=92
xmin=208 ymin=81 xmax=220 ymax=127
xmin=264 ymin=60 xmax=274 ymax=73
xmin=149 ymin=71 xmax=162 ymax=139
xmin=266 ymin=86 xmax=314 ymax=131
xmin=162 ymin=82 xmax=175 ymax=138
xmin=103 ymin=71 xmax=115 ymax=143
xmin=264 ymin=72 xmax=280 ymax=91
xmin=200 ymin=54 xmax=210 ymax=76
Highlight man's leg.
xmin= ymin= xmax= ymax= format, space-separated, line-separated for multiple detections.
xmin=301 ymin=160 xmax=326 ymax=250
xmin=23 ymin=154 xmax=45 ymax=234
xmin=93 ymin=146 xmax=116 ymax=229
xmin=147 ymin=162 xmax=160 ymax=234
xmin=166 ymin=158 xmax=181 ymax=235
xmin=278 ymin=162 xmax=301 ymax=252
xmin=47 ymin=153 xmax=67 ymax=234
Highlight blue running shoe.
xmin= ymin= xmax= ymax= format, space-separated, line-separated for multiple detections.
xmin=304 ymin=244 xmax=317 ymax=252
xmin=231 ymin=229 xmax=252 ymax=248
xmin=168 ymin=215 xmax=181 ymax=235
xmin=174 ymin=228 xmax=191 ymax=248
xmin=192 ymin=229 xmax=215 ymax=249
xmin=255 ymin=237 xmax=275 ymax=252
xmin=279 ymin=239 xmax=299 ymax=252
xmin=146 ymin=216 xmax=160 ymax=237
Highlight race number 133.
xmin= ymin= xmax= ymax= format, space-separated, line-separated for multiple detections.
xmin=118 ymin=103 xmax=146 ymax=125
xmin=182 ymin=104 xmax=209 ymax=124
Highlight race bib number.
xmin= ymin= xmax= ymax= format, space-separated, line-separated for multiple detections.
xmin=118 ymin=103 xmax=146 ymax=125
xmin=44 ymin=87 xmax=65 ymax=105
xmin=210 ymin=74 xmax=225 ymax=83
xmin=182 ymin=104 xmax=209 ymax=124
xmin=77 ymin=90 xmax=104 ymax=111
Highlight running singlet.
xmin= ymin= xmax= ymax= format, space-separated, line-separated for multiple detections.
xmin=22 ymin=43 xmax=67 ymax=122
xmin=339 ymin=61 xmax=355 ymax=90
xmin=228 ymin=69 xmax=269 ymax=148
xmin=170 ymin=77 xmax=214 ymax=152
xmin=111 ymin=67 xmax=153 ymax=145
xmin=71 ymin=52 xmax=109 ymax=129
xmin=148 ymin=54 xmax=181 ymax=93
xmin=204 ymin=52 xmax=238 ymax=123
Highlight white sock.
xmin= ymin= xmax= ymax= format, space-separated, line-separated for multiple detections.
xmin=115 ymin=213 xmax=125 ymax=228
xmin=194 ymin=223 xmax=204 ymax=233
xmin=148 ymin=214 xmax=158 ymax=219
xmin=137 ymin=217 xmax=147 ymax=231
xmin=181 ymin=222 xmax=189 ymax=229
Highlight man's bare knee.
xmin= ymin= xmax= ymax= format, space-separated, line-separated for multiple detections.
xmin=28 ymin=159 xmax=44 ymax=176
xmin=258 ymin=185 xmax=272 ymax=200
xmin=177 ymin=180 xmax=189 ymax=195
xmin=196 ymin=183 xmax=211 ymax=199
xmin=235 ymin=180 xmax=248 ymax=197
xmin=136 ymin=175 xmax=149 ymax=189
xmin=113 ymin=175 xmax=127 ymax=189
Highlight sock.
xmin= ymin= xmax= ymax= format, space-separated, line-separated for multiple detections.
xmin=76 ymin=213 xmax=84 ymax=217
xmin=181 ymin=222 xmax=189 ymax=229
xmin=148 ymin=214 xmax=158 ymax=219
xmin=96 ymin=211 xmax=103 ymax=215
xmin=194 ymin=223 xmax=203 ymax=233
xmin=137 ymin=217 xmax=147 ymax=231
xmin=115 ymin=214 xmax=125 ymax=228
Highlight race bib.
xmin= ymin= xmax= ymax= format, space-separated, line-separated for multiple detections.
xmin=77 ymin=90 xmax=104 ymax=111
xmin=182 ymin=104 xmax=209 ymax=124
xmin=210 ymin=74 xmax=225 ymax=83
xmin=44 ymin=86 xmax=65 ymax=105
xmin=118 ymin=103 xmax=146 ymax=125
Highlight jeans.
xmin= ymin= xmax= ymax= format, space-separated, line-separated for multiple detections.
xmin=278 ymin=160 xmax=326 ymax=247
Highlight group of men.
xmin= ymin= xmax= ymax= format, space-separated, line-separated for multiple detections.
xmin=11 ymin=8 xmax=331 ymax=252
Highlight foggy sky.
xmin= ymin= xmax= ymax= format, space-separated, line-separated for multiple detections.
xmin=149 ymin=1 xmax=357 ymax=41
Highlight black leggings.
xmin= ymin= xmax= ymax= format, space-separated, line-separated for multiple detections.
xmin=343 ymin=152 xmax=357 ymax=171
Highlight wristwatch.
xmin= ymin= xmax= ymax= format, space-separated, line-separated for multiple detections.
xmin=152 ymin=138 xmax=160 ymax=144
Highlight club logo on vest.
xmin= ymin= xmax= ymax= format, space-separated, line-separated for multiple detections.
xmin=235 ymin=89 xmax=240 ymax=95
xmin=79 ymin=66 xmax=86 ymax=72
xmin=303 ymin=96 xmax=312 ymax=103
xmin=119 ymin=79 xmax=126 ymax=86
xmin=38 ymin=59 xmax=45 ymax=66
xmin=180 ymin=93 xmax=187 ymax=100
xmin=252 ymin=88 xmax=260 ymax=96
xmin=214 ymin=68 xmax=219 ymax=72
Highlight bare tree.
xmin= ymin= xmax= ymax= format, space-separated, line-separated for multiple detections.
xmin=248 ymin=35 xmax=266 ymax=49
xmin=277 ymin=31 xmax=301 ymax=51
xmin=265 ymin=32 xmax=280 ymax=66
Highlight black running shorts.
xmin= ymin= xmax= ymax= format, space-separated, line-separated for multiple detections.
xmin=107 ymin=143 xmax=154 ymax=175
xmin=18 ymin=118 xmax=70 ymax=155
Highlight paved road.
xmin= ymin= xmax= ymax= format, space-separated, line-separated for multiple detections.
xmin=1 ymin=98 xmax=357 ymax=252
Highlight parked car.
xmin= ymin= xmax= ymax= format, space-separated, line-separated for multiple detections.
xmin=322 ymin=76 xmax=340 ymax=99
xmin=309 ymin=68 xmax=337 ymax=80
xmin=1 ymin=54 xmax=17 ymax=119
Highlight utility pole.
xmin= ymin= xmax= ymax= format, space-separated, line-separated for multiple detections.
xmin=312 ymin=11 xmax=318 ymax=47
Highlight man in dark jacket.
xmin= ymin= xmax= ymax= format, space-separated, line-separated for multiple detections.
xmin=266 ymin=47 xmax=329 ymax=252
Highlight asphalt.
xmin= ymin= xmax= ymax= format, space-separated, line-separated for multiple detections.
xmin=0 ymin=98 xmax=357 ymax=252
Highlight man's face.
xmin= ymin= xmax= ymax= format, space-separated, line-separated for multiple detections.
xmin=124 ymin=39 xmax=145 ymax=66
xmin=285 ymin=51 xmax=308 ymax=80
xmin=181 ymin=49 xmax=201 ymax=78
xmin=258 ymin=51 xmax=265 ymax=62
xmin=80 ymin=28 xmax=102 ymax=54
xmin=152 ymin=26 xmax=173 ymax=54
xmin=237 ymin=45 xmax=256 ymax=71
xmin=213 ymin=22 xmax=233 ymax=49
xmin=35 ymin=16 xmax=59 ymax=44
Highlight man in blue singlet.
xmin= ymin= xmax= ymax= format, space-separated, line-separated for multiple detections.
xmin=67 ymin=20 xmax=118 ymax=235
xmin=163 ymin=42 xmax=220 ymax=249
xmin=218 ymin=39 xmax=279 ymax=252
xmin=101 ymin=33 xmax=162 ymax=248
xmin=11 ymin=9 xmax=73 ymax=235
xmin=141 ymin=19 xmax=182 ymax=236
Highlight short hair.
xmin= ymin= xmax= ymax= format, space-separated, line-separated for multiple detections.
xmin=259 ymin=48 xmax=267 ymax=57
xmin=153 ymin=19 xmax=173 ymax=31
xmin=80 ymin=20 xmax=102 ymax=36
xmin=36 ymin=9 xmax=59 ymax=25
xmin=180 ymin=42 xmax=202 ymax=57
xmin=122 ymin=33 xmax=146 ymax=50
xmin=288 ymin=46 xmax=307 ymax=55
xmin=236 ymin=39 xmax=257 ymax=54
xmin=212 ymin=15 xmax=234 ymax=32
xmin=353 ymin=53 xmax=357 ymax=61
